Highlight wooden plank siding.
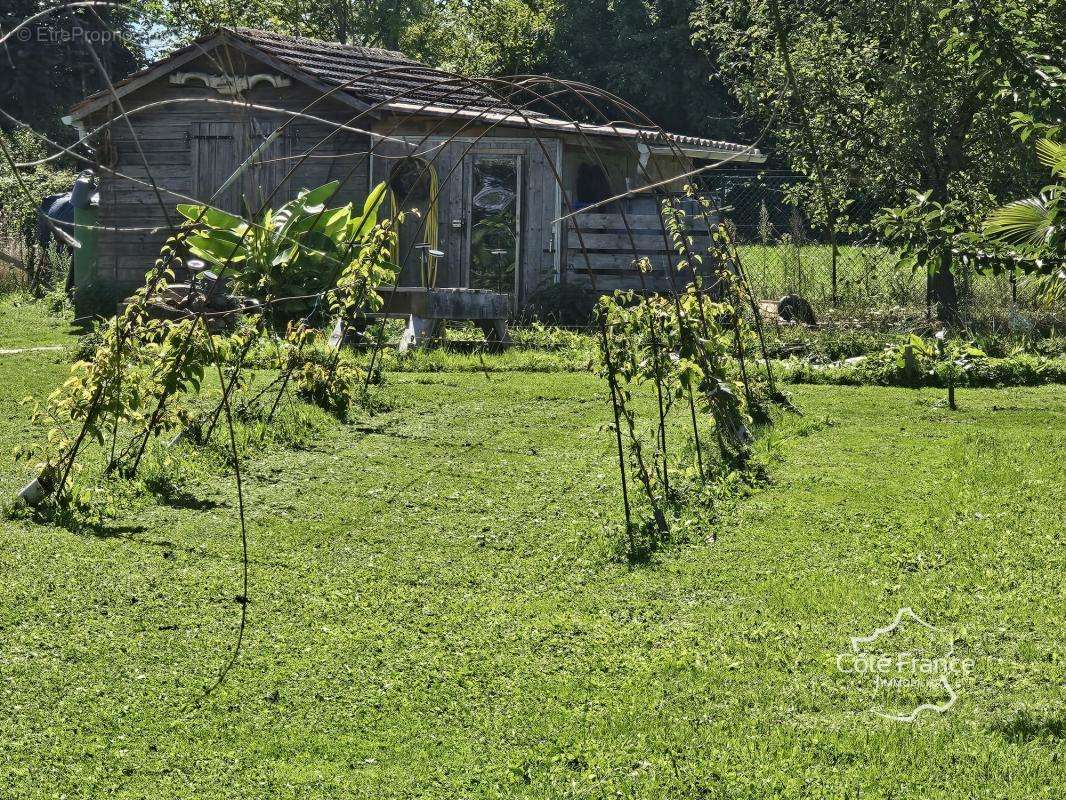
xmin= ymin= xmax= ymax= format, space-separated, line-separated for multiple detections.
xmin=563 ymin=209 xmax=715 ymax=292
xmin=88 ymin=47 xmax=372 ymax=291
xmin=367 ymin=133 xmax=562 ymax=305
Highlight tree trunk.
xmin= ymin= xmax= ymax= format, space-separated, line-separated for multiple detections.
xmin=931 ymin=248 xmax=960 ymax=326
xmin=922 ymin=81 xmax=987 ymax=328
xmin=336 ymin=3 xmax=349 ymax=44
xmin=925 ymin=171 xmax=960 ymax=326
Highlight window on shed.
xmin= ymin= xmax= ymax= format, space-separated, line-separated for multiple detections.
xmin=575 ymin=163 xmax=612 ymax=208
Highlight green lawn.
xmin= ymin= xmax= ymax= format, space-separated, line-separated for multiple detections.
xmin=0 ymin=304 xmax=1063 ymax=798
xmin=0 ymin=293 xmax=83 ymax=350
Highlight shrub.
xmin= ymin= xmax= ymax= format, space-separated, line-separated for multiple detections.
xmin=0 ymin=129 xmax=76 ymax=252
xmin=781 ymin=351 xmax=1066 ymax=388
xmin=180 ymin=181 xmax=391 ymax=325
xmin=292 ymin=360 xmax=362 ymax=418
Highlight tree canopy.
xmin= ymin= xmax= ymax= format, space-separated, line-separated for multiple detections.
xmin=693 ymin=0 xmax=1064 ymax=318
xmin=694 ymin=0 xmax=1064 ymax=205
xmin=0 ymin=2 xmax=140 ymax=139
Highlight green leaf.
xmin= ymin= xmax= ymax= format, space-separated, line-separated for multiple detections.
xmin=985 ymin=198 xmax=1054 ymax=246
xmin=178 ymin=204 xmax=246 ymax=231
xmin=175 ymin=203 xmax=206 ymax=222
xmin=297 ymin=181 xmax=341 ymax=210
xmin=271 ymin=245 xmax=300 ymax=268
xmin=186 ymin=234 xmax=244 ymax=264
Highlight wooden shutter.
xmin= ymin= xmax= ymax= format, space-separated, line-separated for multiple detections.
xmin=190 ymin=122 xmax=242 ymax=213
xmin=190 ymin=120 xmax=291 ymax=215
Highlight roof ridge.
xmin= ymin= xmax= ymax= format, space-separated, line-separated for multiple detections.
xmin=226 ymin=26 xmax=415 ymax=64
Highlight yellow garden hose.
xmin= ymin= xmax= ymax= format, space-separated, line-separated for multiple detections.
xmin=388 ymin=159 xmax=439 ymax=287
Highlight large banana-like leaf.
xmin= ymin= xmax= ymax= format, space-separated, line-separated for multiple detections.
xmin=274 ymin=193 xmax=334 ymax=247
xmin=296 ymin=180 xmax=341 ymax=211
xmin=347 ymin=182 xmax=387 ymax=242
xmin=1023 ymin=270 xmax=1066 ymax=305
xmin=186 ymin=232 xmax=245 ymax=264
xmin=271 ymin=244 xmax=300 ymax=268
xmin=174 ymin=180 xmax=388 ymax=310
xmin=176 ymin=204 xmax=246 ymax=232
xmin=322 ymin=206 xmax=353 ymax=245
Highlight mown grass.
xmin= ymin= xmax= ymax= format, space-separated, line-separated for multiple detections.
xmin=0 ymin=301 xmax=1063 ymax=798
xmin=0 ymin=292 xmax=82 ymax=349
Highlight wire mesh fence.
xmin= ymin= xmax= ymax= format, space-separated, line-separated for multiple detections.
xmin=698 ymin=169 xmax=1056 ymax=329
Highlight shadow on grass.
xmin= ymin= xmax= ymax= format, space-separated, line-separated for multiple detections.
xmin=621 ymin=516 xmax=673 ymax=567
xmin=78 ymin=521 xmax=149 ymax=538
xmin=155 ymin=489 xmax=223 ymax=511
xmin=990 ymin=711 xmax=1065 ymax=742
xmin=69 ymin=319 xmax=94 ymax=337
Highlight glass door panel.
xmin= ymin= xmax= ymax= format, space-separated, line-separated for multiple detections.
xmin=468 ymin=155 xmax=520 ymax=293
xmin=389 ymin=157 xmax=436 ymax=286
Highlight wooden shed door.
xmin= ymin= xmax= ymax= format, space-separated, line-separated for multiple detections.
xmin=370 ymin=139 xmax=466 ymax=288
xmin=190 ymin=122 xmax=242 ymax=213
xmin=371 ymin=138 xmax=560 ymax=302
xmin=459 ymin=140 xmax=560 ymax=304
xmin=465 ymin=153 xmax=522 ymax=294
xmin=190 ymin=121 xmax=292 ymax=215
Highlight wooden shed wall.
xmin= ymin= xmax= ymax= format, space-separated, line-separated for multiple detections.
xmin=87 ymin=47 xmax=371 ymax=291
xmin=79 ymin=39 xmax=708 ymax=308
xmin=559 ymin=141 xmax=712 ymax=293
xmin=370 ymin=114 xmax=563 ymax=306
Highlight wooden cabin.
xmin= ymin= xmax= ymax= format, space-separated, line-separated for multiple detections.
xmin=64 ymin=27 xmax=764 ymax=313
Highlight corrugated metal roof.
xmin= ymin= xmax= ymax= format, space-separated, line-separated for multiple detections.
xmin=383 ymin=100 xmax=761 ymax=157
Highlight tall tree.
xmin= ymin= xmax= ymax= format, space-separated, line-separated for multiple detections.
xmin=0 ymin=2 xmax=140 ymax=140
xmin=693 ymin=0 xmax=1064 ymax=322
xmin=545 ymin=0 xmax=739 ymax=140
xmin=145 ymin=0 xmax=553 ymax=72
xmin=403 ymin=0 xmax=556 ymax=76
xmin=146 ymin=0 xmax=435 ymax=49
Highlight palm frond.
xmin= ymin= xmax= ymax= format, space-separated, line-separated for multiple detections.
xmin=1022 ymin=269 xmax=1066 ymax=307
xmin=984 ymin=196 xmax=1055 ymax=247
xmin=1035 ymin=137 xmax=1066 ymax=178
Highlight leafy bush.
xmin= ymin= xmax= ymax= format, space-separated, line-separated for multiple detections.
xmin=292 ymin=360 xmax=362 ymax=419
xmin=507 ymin=321 xmax=594 ymax=353
xmin=41 ymin=244 xmax=71 ymax=312
xmin=180 ymin=181 xmax=390 ymax=322
xmin=137 ymin=441 xmax=203 ymax=503
xmin=763 ymin=324 xmax=896 ymax=362
xmin=781 ymin=350 xmax=1066 ymax=388
xmin=71 ymin=329 xmax=105 ymax=362
xmin=0 ymin=129 xmax=75 ymax=250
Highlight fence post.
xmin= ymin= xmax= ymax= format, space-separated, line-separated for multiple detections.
xmin=831 ymin=240 xmax=838 ymax=306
